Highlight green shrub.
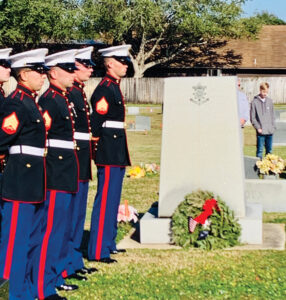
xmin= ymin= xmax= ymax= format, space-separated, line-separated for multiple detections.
xmin=172 ymin=190 xmax=241 ymax=250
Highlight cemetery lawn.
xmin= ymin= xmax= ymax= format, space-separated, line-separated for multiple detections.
xmin=62 ymin=105 xmax=286 ymax=299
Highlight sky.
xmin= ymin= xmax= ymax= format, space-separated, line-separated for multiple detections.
xmin=242 ymin=0 xmax=286 ymax=21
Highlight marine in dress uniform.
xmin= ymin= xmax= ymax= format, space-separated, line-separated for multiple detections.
xmin=0 ymin=48 xmax=49 ymax=300
xmin=61 ymin=47 xmax=97 ymax=280
xmin=0 ymin=48 xmax=12 ymax=175
xmin=0 ymin=48 xmax=12 ymax=103
xmin=35 ymin=50 xmax=79 ymax=300
xmin=88 ymin=45 xmax=131 ymax=263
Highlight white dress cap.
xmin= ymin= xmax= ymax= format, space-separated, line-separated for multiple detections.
xmin=45 ymin=49 xmax=77 ymax=67
xmin=75 ymin=46 xmax=94 ymax=60
xmin=0 ymin=48 xmax=13 ymax=60
xmin=98 ymin=45 xmax=131 ymax=57
xmin=10 ymin=48 xmax=48 ymax=68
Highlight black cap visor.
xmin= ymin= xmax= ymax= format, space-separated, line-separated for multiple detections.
xmin=76 ymin=58 xmax=96 ymax=68
xmin=113 ymin=56 xmax=131 ymax=65
xmin=28 ymin=62 xmax=49 ymax=74
xmin=57 ymin=63 xmax=78 ymax=73
xmin=0 ymin=59 xmax=11 ymax=68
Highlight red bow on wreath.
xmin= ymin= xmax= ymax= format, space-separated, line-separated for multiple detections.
xmin=188 ymin=198 xmax=220 ymax=233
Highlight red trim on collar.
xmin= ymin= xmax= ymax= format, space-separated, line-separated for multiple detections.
xmin=15 ymin=84 xmax=38 ymax=100
xmin=49 ymin=85 xmax=68 ymax=99
xmin=106 ymin=73 xmax=120 ymax=84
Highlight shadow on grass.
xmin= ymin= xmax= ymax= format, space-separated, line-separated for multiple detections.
xmin=81 ymin=230 xmax=90 ymax=259
xmin=81 ymin=212 xmax=145 ymax=259
xmin=81 ymin=202 xmax=160 ymax=258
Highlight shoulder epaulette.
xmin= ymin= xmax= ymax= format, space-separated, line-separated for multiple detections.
xmin=100 ymin=77 xmax=114 ymax=87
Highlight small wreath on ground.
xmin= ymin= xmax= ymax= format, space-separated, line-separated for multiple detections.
xmin=172 ymin=190 xmax=241 ymax=250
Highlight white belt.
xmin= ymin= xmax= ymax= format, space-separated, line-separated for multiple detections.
xmin=9 ymin=145 xmax=45 ymax=157
xmin=102 ymin=121 xmax=124 ymax=129
xmin=74 ymin=132 xmax=90 ymax=141
xmin=46 ymin=139 xmax=75 ymax=149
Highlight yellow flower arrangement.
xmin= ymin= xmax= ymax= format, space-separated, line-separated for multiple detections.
xmin=127 ymin=163 xmax=160 ymax=178
xmin=256 ymin=154 xmax=285 ymax=175
xmin=127 ymin=166 xmax=146 ymax=178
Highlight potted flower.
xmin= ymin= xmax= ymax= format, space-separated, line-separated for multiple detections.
xmin=256 ymin=154 xmax=285 ymax=179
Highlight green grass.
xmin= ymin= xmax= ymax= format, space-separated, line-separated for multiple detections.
xmin=64 ymin=105 xmax=286 ymax=299
xmin=61 ymin=250 xmax=286 ymax=300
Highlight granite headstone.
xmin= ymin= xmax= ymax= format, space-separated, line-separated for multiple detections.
xmin=127 ymin=106 xmax=140 ymax=115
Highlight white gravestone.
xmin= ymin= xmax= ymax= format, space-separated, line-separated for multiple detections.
xmin=135 ymin=116 xmax=151 ymax=131
xmin=140 ymin=77 xmax=262 ymax=244
xmin=127 ymin=106 xmax=140 ymax=115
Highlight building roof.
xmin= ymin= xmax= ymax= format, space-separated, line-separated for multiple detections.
xmin=163 ymin=25 xmax=286 ymax=71
xmin=219 ymin=25 xmax=286 ymax=69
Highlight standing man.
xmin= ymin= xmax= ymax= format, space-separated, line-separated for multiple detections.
xmin=0 ymin=48 xmax=12 ymax=103
xmin=36 ymin=50 xmax=79 ymax=300
xmin=250 ymin=82 xmax=275 ymax=159
xmin=237 ymin=78 xmax=249 ymax=147
xmin=0 ymin=48 xmax=12 ymax=182
xmin=0 ymin=48 xmax=49 ymax=300
xmin=62 ymin=46 xmax=97 ymax=279
xmin=237 ymin=78 xmax=249 ymax=128
xmin=88 ymin=45 xmax=131 ymax=263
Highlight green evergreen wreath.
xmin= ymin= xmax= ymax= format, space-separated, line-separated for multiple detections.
xmin=172 ymin=190 xmax=241 ymax=250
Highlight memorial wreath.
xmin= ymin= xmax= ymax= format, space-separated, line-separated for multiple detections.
xmin=172 ymin=190 xmax=241 ymax=250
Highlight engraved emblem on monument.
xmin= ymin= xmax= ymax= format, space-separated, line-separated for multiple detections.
xmin=189 ymin=83 xmax=209 ymax=105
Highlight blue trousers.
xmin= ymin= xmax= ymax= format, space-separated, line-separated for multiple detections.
xmin=0 ymin=201 xmax=44 ymax=300
xmin=35 ymin=190 xmax=72 ymax=299
xmin=62 ymin=181 xmax=89 ymax=277
xmin=88 ymin=166 xmax=125 ymax=260
xmin=256 ymin=134 xmax=273 ymax=159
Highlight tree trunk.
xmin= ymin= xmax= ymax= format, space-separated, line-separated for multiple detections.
xmin=132 ymin=59 xmax=145 ymax=78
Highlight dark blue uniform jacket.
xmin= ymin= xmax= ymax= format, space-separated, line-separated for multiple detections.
xmin=90 ymin=74 xmax=131 ymax=167
xmin=68 ymin=81 xmax=92 ymax=181
xmin=0 ymin=85 xmax=5 ymax=103
xmin=39 ymin=84 xmax=79 ymax=193
xmin=0 ymin=85 xmax=6 ymax=173
xmin=0 ymin=84 xmax=46 ymax=203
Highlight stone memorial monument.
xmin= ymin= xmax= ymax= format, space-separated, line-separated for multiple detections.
xmin=140 ymin=77 xmax=262 ymax=245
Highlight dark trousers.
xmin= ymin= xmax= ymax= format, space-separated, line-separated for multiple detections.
xmin=36 ymin=190 xmax=72 ymax=299
xmin=88 ymin=166 xmax=125 ymax=260
xmin=0 ymin=201 xmax=44 ymax=300
xmin=256 ymin=134 xmax=273 ymax=159
xmin=62 ymin=181 xmax=89 ymax=277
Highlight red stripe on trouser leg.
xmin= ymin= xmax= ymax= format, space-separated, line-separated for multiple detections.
xmin=95 ymin=166 xmax=110 ymax=260
xmin=38 ymin=190 xmax=56 ymax=300
xmin=3 ymin=202 xmax=19 ymax=279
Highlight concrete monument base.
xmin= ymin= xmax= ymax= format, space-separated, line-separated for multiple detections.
xmin=140 ymin=202 xmax=263 ymax=245
xmin=246 ymin=179 xmax=286 ymax=212
xmin=238 ymin=203 xmax=263 ymax=244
